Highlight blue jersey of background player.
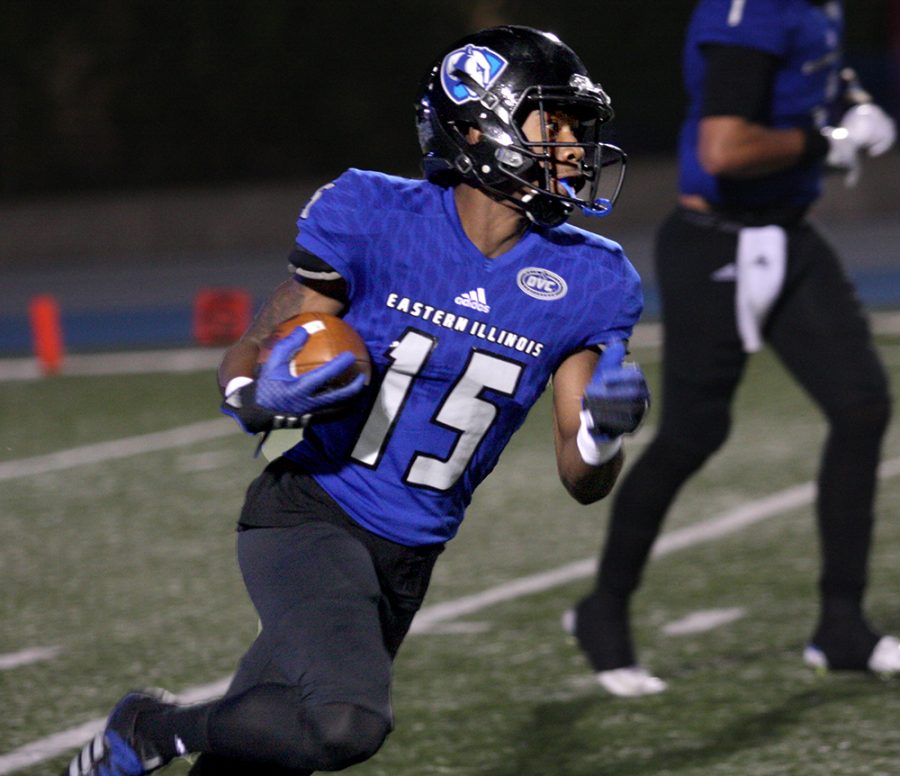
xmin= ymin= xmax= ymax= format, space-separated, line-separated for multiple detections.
xmin=568 ymin=0 xmax=898 ymax=701
xmin=282 ymin=167 xmax=642 ymax=546
xmin=62 ymin=26 xmax=653 ymax=776
xmin=680 ymin=0 xmax=843 ymax=209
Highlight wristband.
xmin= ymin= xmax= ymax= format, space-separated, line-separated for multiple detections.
xmin=799 ymin=127 xmax=830 ymax=166
xmin=225 ymin=376 xmax=255 ymax=400
xmin=576 ymin=413 xmax=623 ymax=466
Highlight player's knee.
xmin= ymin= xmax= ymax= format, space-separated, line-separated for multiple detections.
xmin=656 ymin=412 xmax=729 ymax=465
xmin=656 ymin=390 xmax=732 ymax=460
xmin=305 ymin=702 xmax=390 ymax=771
xmin=828 ymin=396 xmax=891 ymax=441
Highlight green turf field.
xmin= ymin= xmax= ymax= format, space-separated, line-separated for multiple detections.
xmin=2 ymin=325 xmax=899 ymax=775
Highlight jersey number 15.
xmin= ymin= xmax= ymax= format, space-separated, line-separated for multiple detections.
xmin=350 ymin=328 xmax=524 ymax=492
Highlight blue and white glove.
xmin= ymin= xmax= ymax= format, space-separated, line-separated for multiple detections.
xmin=222 ymin=327 xmax=366 ymax=435
xmin=577 ymin=340 xmax=649 ymax=465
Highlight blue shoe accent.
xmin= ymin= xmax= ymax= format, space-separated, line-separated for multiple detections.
xmin=61 ymin=688 xmax=176 ymax=776
xmin=102 ymin=731 xmax=144 ymax=775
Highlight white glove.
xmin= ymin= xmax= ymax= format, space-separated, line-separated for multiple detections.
xmin=822 ymin=104 xmax=897 ymax=186
xmin=840 ymin=104 xmax=896 ymax=156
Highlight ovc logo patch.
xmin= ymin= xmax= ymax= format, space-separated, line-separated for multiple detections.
xmin=441 ymin=44 xmax=508 ymax=105
xmin=517 ymin=267 xmax=568 ymax=301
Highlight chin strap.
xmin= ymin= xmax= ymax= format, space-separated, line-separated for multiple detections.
xmin=520 ymin=190 xmax=571 ymax=228
xmin=464 ymin=170 xmax=571 ymax=228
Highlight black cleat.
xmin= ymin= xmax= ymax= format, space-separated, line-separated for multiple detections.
xmin=62 ymin=688 xmax=177 ymax=776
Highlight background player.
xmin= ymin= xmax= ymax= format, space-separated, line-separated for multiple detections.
xmin=63 ymin=25 xmax=650 ymax=775
xmin=570 ymin=0 xmax=898 ymax=697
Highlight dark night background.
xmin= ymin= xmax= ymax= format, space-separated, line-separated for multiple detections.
xmin=2 ymin=0 xmax=898 ymax=199
xmin=1 ymin=1 xmax=898 ymax=358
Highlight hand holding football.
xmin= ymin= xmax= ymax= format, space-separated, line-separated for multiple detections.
xmin=259 ymin=312 xmax=371 ymax=386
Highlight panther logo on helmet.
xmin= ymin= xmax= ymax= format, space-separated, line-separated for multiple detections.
xmin=440 ymin=44 xmax=508 ymax=105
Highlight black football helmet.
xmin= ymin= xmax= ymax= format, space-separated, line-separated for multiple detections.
xmin=415 ymin=25 xmax=626 ymax=228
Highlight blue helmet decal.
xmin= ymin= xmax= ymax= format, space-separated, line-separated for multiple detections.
xmin=440 ymin=44 xmax=508 ymax=105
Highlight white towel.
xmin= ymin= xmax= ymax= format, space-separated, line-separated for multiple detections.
xmin=735 ymin=225 xmax=787 ymax=353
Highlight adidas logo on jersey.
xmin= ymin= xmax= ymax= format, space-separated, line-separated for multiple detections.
xmin=454 ymin=287 xmax=491 ymax=313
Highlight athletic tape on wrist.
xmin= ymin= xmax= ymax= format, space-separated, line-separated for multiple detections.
xmin=225 ymin=376 xmax=255 ymax=399
xmin=576 ymin=415 xmax=623 ymax=466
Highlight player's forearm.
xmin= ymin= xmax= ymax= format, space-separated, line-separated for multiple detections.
xmin=699 ymin=117 xmax=807 ymax=178
xmin=218 ymin=341 xmax=260 ymax=395
xmin=556 ymin=433 xmax=623 ymax=504
xmin=216 ymin=279 xmax=310 ymax=394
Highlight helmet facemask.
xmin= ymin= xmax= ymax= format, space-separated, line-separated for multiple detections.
xmin=418 ymin=42 xmax=627 ymax=228
xmin=495 ymin=79 xmax=627 ymax=227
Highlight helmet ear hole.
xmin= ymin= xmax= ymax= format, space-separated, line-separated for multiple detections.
xmin=452 ymin=121 xmax=480 ymax=145
xmin=521 ymin=192 xmax=571 ymax=228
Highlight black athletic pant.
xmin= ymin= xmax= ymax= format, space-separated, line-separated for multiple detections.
xmin=578 ymin=207 xmax=890 ymax=670
xmin=171 ymin=462 xmax=444 ymax=774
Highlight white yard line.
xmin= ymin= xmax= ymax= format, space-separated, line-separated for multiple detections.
xmin=0 ymin=419 xmax=234 ymax=482
xmin=662 ymin=608 xmax=746 ymax=636
xmin=2 ymin=454 xmax=899 ymax=773
xmin=0 ymin=647 xmax=62 ymax=671
xmin=411 ymin=476 xmax=815 ymax=631
xmin=0 ymin=348 xmax=226 ymax=382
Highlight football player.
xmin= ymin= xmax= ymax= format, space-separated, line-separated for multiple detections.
xmin=570 ymin=0 xmax=899 ymax=697
xmin=62 ymin=26 xmax=650 ymax=776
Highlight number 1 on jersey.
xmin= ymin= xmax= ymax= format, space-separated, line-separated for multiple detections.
xmin=351 ymin=328 xmax=524 ymax=491
xmin=352 ymin=329 xmax=436 ymax=468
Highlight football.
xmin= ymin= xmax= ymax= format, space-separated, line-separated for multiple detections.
xmin=258 ymin=312 xmax=371 ymax=386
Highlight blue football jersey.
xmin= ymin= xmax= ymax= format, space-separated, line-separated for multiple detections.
xmin=680 ymin=0 xmax=843 ymax=208
xmin=283 ymin=169 xmax=642 ymax=546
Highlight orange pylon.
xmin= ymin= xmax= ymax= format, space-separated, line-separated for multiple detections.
xmin=29 ymin=294 xmax=64 ymax=375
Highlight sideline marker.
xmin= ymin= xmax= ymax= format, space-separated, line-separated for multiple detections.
xmin=193 ymin=288 xmax=252 ymax=346
xmin=29 ymin=294 xmax=64 ymax=375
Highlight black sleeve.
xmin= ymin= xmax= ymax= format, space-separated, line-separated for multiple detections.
xmin=700 ymin=44 xmax=779 ymax=123
xmin=288 ymin=248 xmax=348 ymax=303
xmin=288 ymin=248 xmax=343 ymax=282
